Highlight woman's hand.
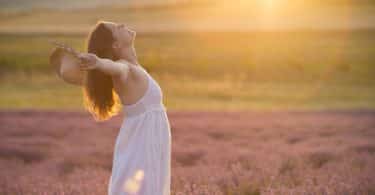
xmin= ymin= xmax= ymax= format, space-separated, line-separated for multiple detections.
xmin=77 ymin=53 xmax=100 ymax=71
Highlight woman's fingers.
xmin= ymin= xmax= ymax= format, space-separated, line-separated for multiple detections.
xmin=79 ymin=58 xmax=90 ymax=70
xmin=79 ymin=61 xmax=94 ymax=71
xmin=77 ymin=55 xmax=89 ymax=71
xmin=78 ymin=54 xmax=88 ymax=63
xmin=77 ymin=53 xmax=97 ymax=70
xmin=79 ymin=62 xmax=87 ymax=71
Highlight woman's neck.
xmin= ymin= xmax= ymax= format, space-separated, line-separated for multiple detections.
xmin=120 ymin=46 xmax=140 ymax=66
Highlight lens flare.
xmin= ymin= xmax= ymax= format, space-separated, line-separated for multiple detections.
xmin=123 ymin=169 xmax=145 ymax=194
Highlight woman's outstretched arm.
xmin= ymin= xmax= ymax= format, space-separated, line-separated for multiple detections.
xmin=78 ymin=53 xmax=130 ymax=79
xmin=96 ymin=57 xmax=130 ymax=78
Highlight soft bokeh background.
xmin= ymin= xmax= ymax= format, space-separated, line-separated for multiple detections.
xmin=0 ymin=0 xmax=374 ymax=194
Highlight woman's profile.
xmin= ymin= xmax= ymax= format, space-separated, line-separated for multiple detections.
xmin=50 ymin=20 xmax=171 ymax=195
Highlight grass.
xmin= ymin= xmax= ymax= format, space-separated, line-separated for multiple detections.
xmin=0 ymin=31 xmax=375 ymax=111
xmin=0 ymin=31 xmax=375 ymax=110
xmin=1 ymin=71 xmax=374 ymax=111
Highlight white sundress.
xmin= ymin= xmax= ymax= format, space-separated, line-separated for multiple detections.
xmin=108 ymin=65 xmax=171 ymax=195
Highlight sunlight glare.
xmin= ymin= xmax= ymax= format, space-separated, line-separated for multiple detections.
xmin=123 ymin=169 xmax=145 ymax=194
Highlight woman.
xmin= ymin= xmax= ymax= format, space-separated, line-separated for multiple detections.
xmin=71 ymin=20 xmax=171 ymax=195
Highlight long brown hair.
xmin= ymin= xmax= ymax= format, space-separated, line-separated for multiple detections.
xmin=82 ymin=21 xmax=121 ymax=121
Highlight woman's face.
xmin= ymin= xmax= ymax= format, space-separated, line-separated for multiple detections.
xmin=103 ymin=22 xmax=136 ymax=50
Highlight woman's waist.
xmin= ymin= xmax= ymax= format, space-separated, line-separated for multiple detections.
xmin=123 ymin=102 xmax=166 ymax=117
